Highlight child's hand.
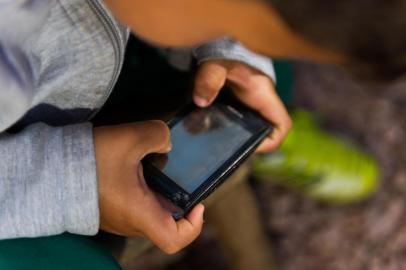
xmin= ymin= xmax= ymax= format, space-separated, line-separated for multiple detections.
xmin=94 ymin=121 xmax=204 ymax=254
xmin=193 ymin=60 xmax=292 ymax=152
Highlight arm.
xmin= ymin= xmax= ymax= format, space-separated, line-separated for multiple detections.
xmin=0 ymin=123 xmax=99 ymax=239
xmin=0 ymin=42 xmax=202 ymax=249
xmin=0 ymin=1 xmax=204 ymax=252
xmin=0 ymin=1 xmax=99 ymax=239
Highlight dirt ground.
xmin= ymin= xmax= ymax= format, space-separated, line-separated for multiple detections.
xmin=130 ymin=61 xmax=406 ymax=270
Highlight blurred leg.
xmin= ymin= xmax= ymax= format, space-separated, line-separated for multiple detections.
xmin=206 ymin=163 xmax=277 ymax=270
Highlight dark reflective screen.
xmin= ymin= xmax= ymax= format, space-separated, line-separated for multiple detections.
xmin=151 ymin=106 xmax=252 ymax=193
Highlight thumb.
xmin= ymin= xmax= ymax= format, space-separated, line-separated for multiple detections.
xmin=133 ymin=120 xmax=172 ymax=158
xmin=194 ymin=61 xmax=228 ymax=107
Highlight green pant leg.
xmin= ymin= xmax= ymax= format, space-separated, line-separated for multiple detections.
xmin=0 ymin=233 xmax=121 ymax=270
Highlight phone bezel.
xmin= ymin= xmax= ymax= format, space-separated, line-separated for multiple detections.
xmin=143 ymin=96 xmax=272 ymax=217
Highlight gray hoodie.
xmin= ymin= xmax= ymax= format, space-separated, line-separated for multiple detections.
xmin=0 ymin=0 xmax=275 ymax=239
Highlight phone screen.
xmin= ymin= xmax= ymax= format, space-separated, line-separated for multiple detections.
xmin=150 ymin=106 xmax=252 ymax=193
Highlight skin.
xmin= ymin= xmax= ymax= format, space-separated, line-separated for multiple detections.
xmin=96 ymin=0 xmax=345 ymax=254
xmin=95 ymin=121 xmax=204 ymax=254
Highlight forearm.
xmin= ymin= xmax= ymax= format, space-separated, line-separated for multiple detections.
xmin=0 ymin=123 xmax=99 ymax=239
xmin=0 ymin=0 xmax=103 ymax=240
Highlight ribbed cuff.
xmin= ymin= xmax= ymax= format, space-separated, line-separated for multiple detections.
xmin=61 ymin=123 xmax=99 ymax=235
xmin=194 ymin=37 xmax=276 ymax=84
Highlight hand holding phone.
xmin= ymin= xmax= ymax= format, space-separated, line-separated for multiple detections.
xmin=194 ymin=59 xmax=291 ymax=152
xmin=94 ymin=121 xmax=204 ymax=254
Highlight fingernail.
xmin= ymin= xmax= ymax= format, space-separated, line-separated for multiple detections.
xmin=194 ymin=96 xmax=208 ymax=107
xmin=166 ymin=142 xmax=173 ymax=152
xmin=200 ymin=205 xmax=205 ymax=217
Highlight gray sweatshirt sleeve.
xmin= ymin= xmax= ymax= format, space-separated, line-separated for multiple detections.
xmin=0 ymin=123 xmax=99 ymax=239
xmin=0 ymin=1 xmax=99 ymax=239
xmin=0 ymin=60 xmax=100 ymax=239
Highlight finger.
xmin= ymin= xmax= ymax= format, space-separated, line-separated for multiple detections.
xmin=142 ymin=202 xmax=204 ymax=254
xmin=256 ymin=138 xmax=277 ymax=153
xmin=229 ymin=78 xmax=292 ymax=152
xmin=174 ymin=204 xmax=205 ymax=248
xmin=194 ymin=61 xmax=228 ymax=107
xmin=133 ymin=120 xmax=172 ymax=157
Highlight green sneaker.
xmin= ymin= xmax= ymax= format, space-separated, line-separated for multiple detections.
xmin=252 ymin=110 xmax=379 ymax=204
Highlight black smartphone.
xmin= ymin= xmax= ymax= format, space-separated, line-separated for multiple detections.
xmin=143 ymin=92 xmax=272 ymax=219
